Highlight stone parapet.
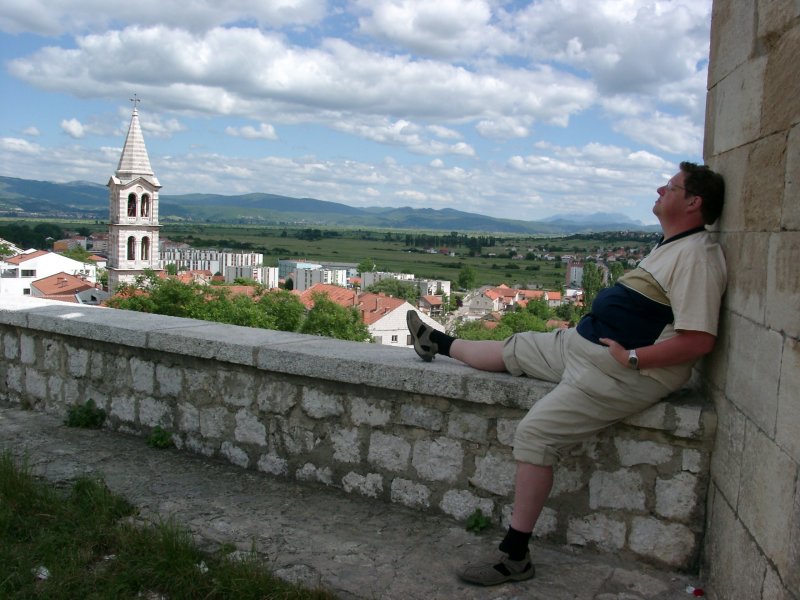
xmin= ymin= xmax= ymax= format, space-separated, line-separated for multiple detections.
xmin=0 ymin=298 xmax=715 ymax=569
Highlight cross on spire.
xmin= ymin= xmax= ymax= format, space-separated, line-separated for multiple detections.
xmin=129 ymin=94 xmax=141 ymax=108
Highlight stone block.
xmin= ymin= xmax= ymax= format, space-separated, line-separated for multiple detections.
xmin=767 ymin=232 xmax=800 ymax=338
xmin=682 ymin=449 xmax=704 ymax=474
xmin=788 ymin=483 xmax=800 ymax=595
xmin=349 ymin=396 xmax=391 ymax=426
xmin=628 ymin=517 xmax=695 ymax=567
xmin=470 ymin=450 xmax=516 ymax=496
xmin=219 ymin=371 xmax=255 ymax=408
xmin=279 ymin=420 xmax=315 ymax=455
xmin=177 ymin=402 xmax=200 ymax=433
xmin=762 ymin=25 xmax=800 ymax=135
xmin=368 ymin=431 xmax=411 ymax=472
xmin=739 ymin=421 xmax=797 ymax=580
xmin=390 ymin=477 xmax=431 ymax=509
xmin=566 ymin=514 xmax=626 ymax=550
xmin=412 ymin=437 xmax=463 ymax=483
xmin=331 ymin=426 xmax=361 ymax=463
xmin=551 ymin=466 xmax=584 ymax=497
xmin=342 ymin=472 xmax=383 ymax=498
xmin=66 ymin=347 xmax=89 ymax=377
xmin=715 ymin=145 xmax=750 ymax=232
xmin=532 ymin=506 xmax=557 ymax=537
xmin=743 ymin=134 xmax=787 ymax=231
xmin=140 ymin=397 xmax=172 ymax=429
xmin=589 ymin=470 xmax=645 ymax=511
xmin=20 ymin=333 xmax=35 ymax=365
xmin=257 ymin=380 xmax=298 ymax=415
xmin=446 ymin=411 xmax=488 ymax=443
xmin=496 ymin=417 xmax=518 ymax=446
xmin=398 ymin=404 xmax=443 ymax=430
xmin=184 ymin=434 xmax=216 ymax=457
xmin=2 ymin=331 xmax=19 ymax=360
xmin=777 ymin=337 xmax=800 ymax=462
xmin=156 ymin=364 xmax=183 ymax=397
xmin=301 ymin=388 xmax=344 ymax=419
xmin=221 ymin=441 xmax=249 ymax=468
xmin=199 ymin=406 xmax=230 ymax=439
xmin=24 ymin=368 xmax=47 ymax=401
xmin=710 ymin=396 xmax=745 ymax=506
xmin=710 ymin=55 xmax=767 ymax=154
xmin=673 ymin=404 xmax=705 ymax=439
xmin=723 ymin=232 xmax=769 ymax=323
xmin=295 ymin=463 xmax=333 ymax=485
xmin=130 ymin=357 xmax=155 ymax=395
xmin=708 ymin=0 xmax=756 ymax=85
xmin=757 ymin=0 xmax=800 ymax=38
xmin=6 ymin=364 xmax=23 ymax=393
xmin=783 ymin=125 xmax=800 ymax=230
xmin=725 ymin=313 xmax=781 ymax=433
xmin=184 ymin=368 xmax=218 ymax=405
xmin=615 ymin=439 xmax=673 ymax=467
xmin=655 ymin=472 xmax=699 ymax=522
xmin=439 ymin=489 xmax=493 ymax=521
xmin=704 ymin=490 xmax=768 ymax=600
xmin=234 ymin=409 xmax=267 ymax=446
xmin=623 ymin=402 xmax=668 ymax=431
xmin=257 ymin=452 xmax=288 ymax=476
xmin=110 ymin=395 xmax=136 ymax=423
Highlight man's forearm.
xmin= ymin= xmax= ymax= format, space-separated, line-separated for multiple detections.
xmin=601 ymin=330 xmax=717 ymax=370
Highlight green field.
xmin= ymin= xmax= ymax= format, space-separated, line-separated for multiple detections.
xmin=4 ymin=220 xmax=659 ymax=290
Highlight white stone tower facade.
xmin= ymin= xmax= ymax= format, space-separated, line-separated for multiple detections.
xmin=107 ymin=101 xmax=163 ymax=293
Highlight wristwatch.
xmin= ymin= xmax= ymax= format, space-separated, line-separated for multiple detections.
xmin=628 ymin=349 xmax=639 ymax=369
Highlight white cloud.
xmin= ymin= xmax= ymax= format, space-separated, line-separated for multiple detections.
xmin=22 ymin=126 xmax=40 ymax=136
xmin=614 ymin=112 xmax=703 ymax=155
xmin=61 ymin=118 xmax=86 ymax=138
xmin=0 ymin=0 xmax=327 ymax=35
xmin=225 ymin=123 xmax=279 ymax=140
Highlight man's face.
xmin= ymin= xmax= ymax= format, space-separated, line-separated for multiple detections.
xmin=653 ymin=171 xmax=691 ymax=221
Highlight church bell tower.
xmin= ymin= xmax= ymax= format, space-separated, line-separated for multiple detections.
xmin=107 ymin=97 xmax=163 ymax=293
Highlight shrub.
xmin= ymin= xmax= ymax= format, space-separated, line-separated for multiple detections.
xmin=64 ymin=399 xmax=106 ymax=429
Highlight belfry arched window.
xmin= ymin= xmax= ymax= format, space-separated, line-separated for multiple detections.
xmin=127 ymin=193 xmax=137 ymax=217
xmin=141 ymin=236 xmax=150 ymax=260
xmin=141 ymin=194 xmax=150 ymax=218
xmin=127 ymin=236 xmax=136 ymax=260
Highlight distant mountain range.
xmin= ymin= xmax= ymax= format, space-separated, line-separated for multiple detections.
xmin=0 ymin=175 xmax=660 ymax=234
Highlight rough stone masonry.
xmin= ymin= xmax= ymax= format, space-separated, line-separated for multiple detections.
xmin=0 ymin=298 xmax=715 ymax=569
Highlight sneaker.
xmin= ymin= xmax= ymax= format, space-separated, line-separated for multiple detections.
xmin=406 ymin=310 xmax=437 ymax=362
xmin=457 ymin=551 xmax=535 ymax=586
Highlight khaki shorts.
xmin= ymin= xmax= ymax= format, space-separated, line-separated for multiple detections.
xmin=502 ymin=328 xmax=676 ymax=466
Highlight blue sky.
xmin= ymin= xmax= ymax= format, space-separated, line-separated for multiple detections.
xmin=0 ymin=0 xmax=713 ymax=225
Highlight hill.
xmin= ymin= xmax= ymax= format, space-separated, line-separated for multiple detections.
xmin=0 ymin=175 xmax=659 ymax=234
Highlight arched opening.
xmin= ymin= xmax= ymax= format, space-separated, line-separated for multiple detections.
xmin=127 ymin=193 xmax=137 ymax=217
xmin=141 ymin=236 xmax=150 ymax=260
xmin=141 ymin=194 xmax=150 ymax=218
xmin=127 ymin=236 xmax=136 ymax=260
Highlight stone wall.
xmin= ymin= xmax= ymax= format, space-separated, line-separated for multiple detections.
xmin=1 ymin=298 xmax=713 ymax=569
xmin=702 ymin=2 xmax=799 ymax=598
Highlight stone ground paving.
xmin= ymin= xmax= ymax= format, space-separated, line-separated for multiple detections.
xmin=1 ymin=406 xmax=707 ymax=600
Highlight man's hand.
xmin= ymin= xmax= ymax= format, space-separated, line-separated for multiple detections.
xmin=599 ymin=331 xmax=717 ymax=370
xmin=599 ymin=337 xmax=628 ymax=367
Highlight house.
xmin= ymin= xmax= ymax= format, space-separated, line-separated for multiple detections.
xmin=29 ymin=271 xmax=108 ymax=305
xmin=418 ymin=294 xmax=443 ymax=317
xmin=0 ymin=249 xmax=97 ymax=297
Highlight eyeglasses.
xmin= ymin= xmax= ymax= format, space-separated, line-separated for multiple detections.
xmin=663 ymin=181 xmax=696 ymax=195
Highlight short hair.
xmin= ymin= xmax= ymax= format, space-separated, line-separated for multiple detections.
xmin=680 ymin=161 xmax=725 ymax=225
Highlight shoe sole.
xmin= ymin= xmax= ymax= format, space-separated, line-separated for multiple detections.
xmin=406 ymin=310 xmax=436 ymax=362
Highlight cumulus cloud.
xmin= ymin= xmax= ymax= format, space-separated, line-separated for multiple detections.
xmin=614 ymin=112 xmax=703 ymax=155
xmin=61 ymin=118 xmax=86 ymax=138
xmin=225 ymin=123 xmax=279 ymax=140
xmin=22 ymin=126 xmax=40 ymax=136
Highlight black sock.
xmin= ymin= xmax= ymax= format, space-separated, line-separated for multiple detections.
xmin=498 ymin=526 xmax=532 ymax=561
xmin=429 ymin=330 xmax=455 ymax=356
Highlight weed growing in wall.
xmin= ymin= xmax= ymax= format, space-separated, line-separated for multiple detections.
xmin=64 ymin=399 xmax=106 ymax=429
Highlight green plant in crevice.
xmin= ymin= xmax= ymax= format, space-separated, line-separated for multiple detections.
xmin=146 ymin=426 xmax=173 ymax=449
xmin=465 ymin=508 xmax=491 ymax=534
xmin=64 ymin=399 xmax=106 ymax=429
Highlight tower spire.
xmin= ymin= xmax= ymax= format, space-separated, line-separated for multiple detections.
xmin=116 ymin=97 xmax=157 ymax=182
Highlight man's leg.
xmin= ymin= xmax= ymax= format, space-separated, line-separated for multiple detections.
xmin=509 ymin=462 xmax=553 ymax=533
xmin=450 ymin=339 xmax=507 ymax=372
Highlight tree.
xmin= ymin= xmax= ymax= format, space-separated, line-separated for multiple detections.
xmin=300 ymin=293 xmax=372 ymax=342
xmin=524 ymin=297 xmax=551 ymax=320
xmin=164 ymin=263 xmax=178 ymax=276
xmin=61 ymin=245 xmax=92 ymax=262
xmin=582 ymin=262 xmax=602 ymax=308
xmin=257 ymin=290 xmax=306 ymax=332
xmin=609 ymin=261 xmax=625 ymax=284
xmin=457 ymin=265 xmax=476 ymax=290
xmin=365 ymin=278 xmax=419 ymax=303
xmin=357 ymin=258 xmax=377 ymax=274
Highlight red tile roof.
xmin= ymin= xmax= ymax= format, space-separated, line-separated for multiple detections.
xmin=357 ymin=293 xmax=405 ymax=325
xmin=31 ymin=272 xmax=93 ymax=296
xmin=5 ymin=250 xmax=48 ymax=264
